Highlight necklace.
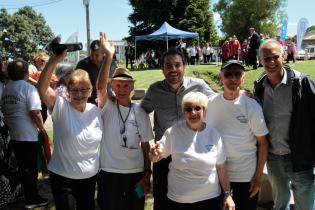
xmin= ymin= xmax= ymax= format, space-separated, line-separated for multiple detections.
xmin=117 ymin=101 xmax=132 ymax=147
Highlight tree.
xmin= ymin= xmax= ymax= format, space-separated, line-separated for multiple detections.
xmin=127 ymin=0 xmax=218 ymax=56
xmin=214 ymin=0 xmax=287 ymax=41
xmin=306 ymin=25 xmax=315 ymax=33
xmin=0 ymin=7 xmax=54 ymax=61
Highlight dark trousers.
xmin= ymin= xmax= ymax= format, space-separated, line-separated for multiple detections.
xmin=286 ymin=53 xmax=295 ymax=63
xmin=126 ymin=55 xmax=133 ymax=69
xmin=203 ymin=54 xmax=207 ymax=63
xmin=153 ymin=157 xmax=171 ymax=210
xmin=97 ymin=170 xmax=145 ymax=210
xmin=230 ymin=182 xmax=258 ymax=210
xmin=49 ymin=172 xmax=97 ymax=210
xmin=11 ymin=140 xmax=39 ymax=202
xmin=232 ymin=54 xmax=239 ymax=60
xmin=190 ymin=56 xmax=196 ymax=65
xmin=208 ymin=53 xmax=213 ymax=63
xmin=248 ymin=50 xmax=258 ymax=68
xmin=166 ymin=195 xmax=222 ymax=210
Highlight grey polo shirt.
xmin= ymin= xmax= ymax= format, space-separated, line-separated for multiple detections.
xmin=140 ymin=77 xmax=214 ymax=140
xmin=262 ymin=69 xmax=292 ymax=155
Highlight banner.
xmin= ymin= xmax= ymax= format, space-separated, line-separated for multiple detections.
xmin=297 ymin=18 xmax=309 ymax=51
xmin=280 ymin=19 xmax=288 ymax=42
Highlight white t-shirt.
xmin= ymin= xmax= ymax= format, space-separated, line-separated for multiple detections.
xmin=48 ymin=96 xmax=103 ymax=179
xmin=160 ymin=121 xmax=226 ymax=203
xmin=190 ymin=47 xmax=197 ymax=56
xmin=100 ymin=100 xmax=154 ymax=174
xmin=1 ymin=80 xmax=41 ymax=141
xmin=205 ymin=93 xmax=268 ymax=182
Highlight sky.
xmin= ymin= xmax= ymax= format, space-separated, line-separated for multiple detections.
xmin=1 ymin=0 xmax=314 ymax=48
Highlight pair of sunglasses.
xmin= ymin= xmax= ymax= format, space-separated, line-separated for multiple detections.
xmin=184 ymin=106 xmax=203 ymax=113
xmin=223 ymin=71 xmax=243 ymax=78
xmin=69 ymin=88 xmax=90 ymax=94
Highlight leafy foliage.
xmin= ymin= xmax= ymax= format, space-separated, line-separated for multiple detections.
xmin=0 ymin=7 xmax=54 ymax=61
xmin=214 ymin=0 xmax=287 ymax=41
xmin=306 ymin=25 xmax=315 ymax=34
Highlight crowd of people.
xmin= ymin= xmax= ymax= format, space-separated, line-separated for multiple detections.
xmin=220 ymin=28 xmax=298 ymax=69
xmin=175 ymin=27 xmax=298 ymax=70
xmin=0 ymin=29 xmax=314 ymax=210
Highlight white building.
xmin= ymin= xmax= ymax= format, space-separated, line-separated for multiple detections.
xmin=109 ymin=40 xmax=126 ymax=62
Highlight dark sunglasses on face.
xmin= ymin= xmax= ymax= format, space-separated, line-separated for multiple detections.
xmin=223 ymin=71 xmax=243 ymax=78
xmin=184 ymin=106 xmax=203 ymax=113
xmin=69 ymin=88 xmax=90 ymax=94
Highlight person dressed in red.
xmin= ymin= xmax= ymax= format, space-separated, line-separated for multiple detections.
xmin=28 ymin=52 xmax=58 ymax=122
xmin=286 ymin=39 xmax=296 ymax=63
xmin=221 ymin=40 xmax=230 ymax=63
xmin=276 ymin=35 xmax=285 ymax=47
xmin=230 ymin=35 xmax=241 ymax=60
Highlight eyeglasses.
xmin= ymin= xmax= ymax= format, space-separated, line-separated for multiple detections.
xmin=184 ymin=106 xmax=203 ymax=113
xmin=223 ymin=71 xmax=243 ymax=78
xmin=40 ymin=59 xmax=47 ymax=63
xmin=68 ymin=88 xmax=90 ymax=94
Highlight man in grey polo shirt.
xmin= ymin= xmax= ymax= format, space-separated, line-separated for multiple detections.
xmin=140 ymin=48 xmax=214 ymax=210
xmin=254 ymin=39 xmax=315 ymax=210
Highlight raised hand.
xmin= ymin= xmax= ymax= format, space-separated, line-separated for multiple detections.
xmin=100 ymin=32 xmax=115 ymax=57
xmin=50 ymin=49 xmax=67 ymax=63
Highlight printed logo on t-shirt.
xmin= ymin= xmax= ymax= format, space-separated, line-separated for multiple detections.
xmin=236 ymin=115 xmax=248 ymax=123
xmin=205 ymin=144 xmax=214 ymax=152
xmin=2 ymin=95 xmax=21 ymax=104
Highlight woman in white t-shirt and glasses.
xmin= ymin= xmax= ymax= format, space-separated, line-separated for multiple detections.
xmin=37 ymin=38 xmax=105 ymax=210
xmin=149 ymin=92 xmax=235 ymax=210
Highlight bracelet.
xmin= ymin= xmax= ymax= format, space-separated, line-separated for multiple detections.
xmin=224 ymin=190 xmax=233 ymax=197
xmin=144 ymin=169 xmax=152 ymax=174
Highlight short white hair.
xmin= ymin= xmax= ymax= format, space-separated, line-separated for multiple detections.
xmin=182 ymin=92 xmax=208 ymax=112
xmin=259 ymin=39 xmax=284 ymax=56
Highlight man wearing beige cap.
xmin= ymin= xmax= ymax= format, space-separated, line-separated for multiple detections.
xmin=96 ymin=33 xmax=153 ymax=210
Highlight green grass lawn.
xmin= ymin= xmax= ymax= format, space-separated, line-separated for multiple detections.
xmin=132 ymin=60 xmax=315 ymax=92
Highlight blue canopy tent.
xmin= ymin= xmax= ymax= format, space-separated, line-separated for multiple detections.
xmin=134 ymin=22 xmax=199 ymax=63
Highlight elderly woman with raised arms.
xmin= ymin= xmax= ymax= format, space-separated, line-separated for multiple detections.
xmin=36 ymin=34 xmax=109 ymax=210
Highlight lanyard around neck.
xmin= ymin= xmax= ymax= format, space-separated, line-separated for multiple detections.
xmin=117 ymin=101 xmax=132 ymax=134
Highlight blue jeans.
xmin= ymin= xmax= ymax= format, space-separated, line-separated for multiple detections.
xmin=267 ymin=153 xmax=314 ymax=210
